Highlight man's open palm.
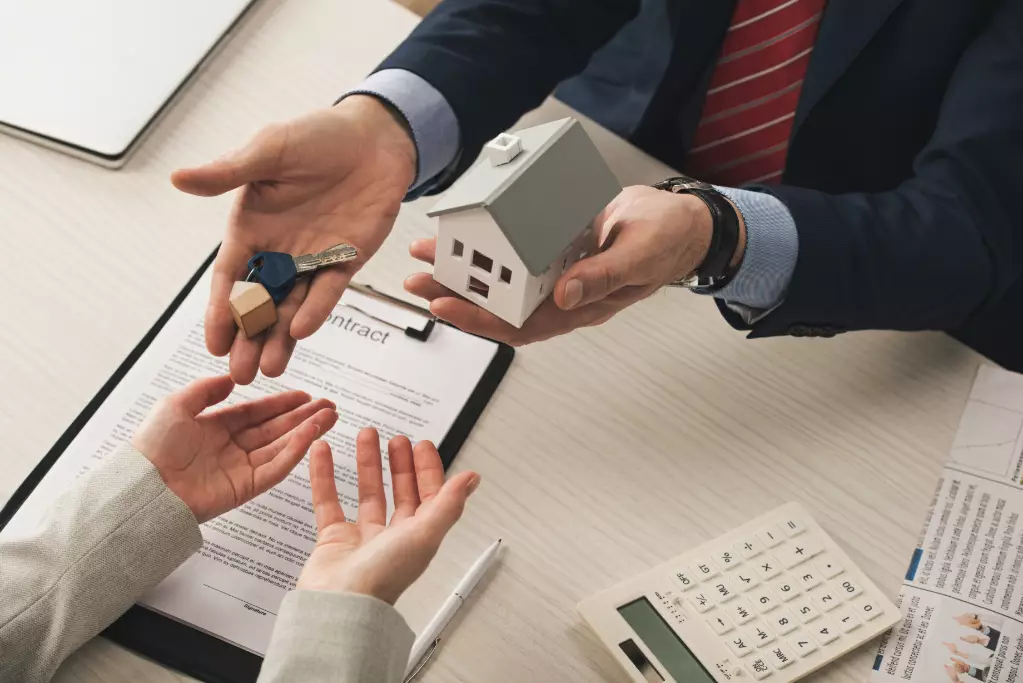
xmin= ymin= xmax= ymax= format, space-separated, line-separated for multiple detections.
xmin=171 ymin=97 xmax=416 ymax=384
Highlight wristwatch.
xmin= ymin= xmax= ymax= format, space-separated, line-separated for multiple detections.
xmin=652 ymin=175 xmax=744 ymax=292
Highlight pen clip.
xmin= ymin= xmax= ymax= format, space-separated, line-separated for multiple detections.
xmin=403 ymin=637 xmax=441 ymax=683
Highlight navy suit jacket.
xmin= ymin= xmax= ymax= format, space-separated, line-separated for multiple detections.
xmin=379 ymin=0 xmax=1023 ymax=370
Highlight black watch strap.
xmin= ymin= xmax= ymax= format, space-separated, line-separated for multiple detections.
xmin=652 ymin=176 xmax=743 ymax=290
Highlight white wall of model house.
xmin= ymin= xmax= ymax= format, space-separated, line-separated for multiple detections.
xmin=433 ymin=209 xmax=593 ymax=328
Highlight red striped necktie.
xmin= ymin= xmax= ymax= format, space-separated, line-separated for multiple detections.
xmin=684 ymin=0 xmax=826 ymax=186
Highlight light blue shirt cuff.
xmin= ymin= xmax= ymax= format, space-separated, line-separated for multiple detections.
xmin=704 ymin=186 xmax=799 ymax=318
xmin=340 ymin=69 xmax=460 ymax=192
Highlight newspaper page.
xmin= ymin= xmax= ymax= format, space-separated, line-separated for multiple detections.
xmin=873 ymin=365 xmax=1023 ymax=683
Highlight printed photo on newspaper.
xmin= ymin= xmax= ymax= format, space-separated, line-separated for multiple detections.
xmin=873 ymin=365 xmax=1023 ymax=683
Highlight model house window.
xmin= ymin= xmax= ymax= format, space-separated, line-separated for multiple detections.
xmin=468 ymin=276 xmax=490 ymax=299
xmin=500 ymin=266 xmax=512 ymax=284
xmin=452 ymin=239 xmax=464 ymax=257
xmin=472 ymin=250 xmax=493 ymax=273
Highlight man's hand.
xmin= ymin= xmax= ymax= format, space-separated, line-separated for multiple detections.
xmin=172 ymin=96 xmax=416 ymax=384
xmin=404 ymin=185 xmax=745 ymax=346
xmin=943 ymin=642 xmax=967 ymax=657
xmin=955 ymin=613 xmax=983 ymax=630
xmin=132 ymin=375 xmax=339 ymax=523
xmin=949 ymin=658 xmax=970 ymax=674
xmin=297 ymin=428 xmax=478 ymax=605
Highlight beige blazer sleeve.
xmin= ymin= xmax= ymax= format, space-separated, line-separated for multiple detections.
xmin=0 ymin=444 xmax=203 ymax=683
xmin=258 ymin=590 xmax=415 ymax=683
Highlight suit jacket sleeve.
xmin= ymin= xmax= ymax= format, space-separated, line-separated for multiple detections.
xmin=258 ymin=591 xmax=415 ymax=683
xmin=737 ymin=0 xmax=1023 ymax=338
xmin=376 ymin=0 xmax=640 ymax=187
xmin=0 ymin=445 xmax=203 ymax=683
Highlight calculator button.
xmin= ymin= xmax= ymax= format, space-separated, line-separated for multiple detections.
xmin=802 ymin=540 xmax=823 ymax=559
xmin=811 ymin=588 xmax=842 ymax=612
xmin=795 ymin=569 xmax=822 ymax=590
xmin=790 ymin=598 xmax=820 ymax=624
xmin=778 ymin=541 xmax=815 ymax=569
xmin=831 ymin=577 xmax=862 ymax=599
xmin=745 ymin=623 xmax=776 ymax=648
xmin=729 ymin=598 xmax=758 ymax=625
xmin=727 ymin=634 xmax=755 ymax=658
xmin=780 ymin=517 xmax=807 ymax=537
xmin=716 ymin=548 xmax=741 ymax=570
xmin=788 ymin=631 xmax=818 ymax=657
xmin=749 ymin=587 xmax=779 ymax=614
xmin=811 ymin=619 xmax=840 ymax=645
xmin=706 ymin=613 xmax=734 ymax=636
xmin=753 ymin=557 xmax=783 ymax=580
xmin=712 ymin=659 xmax=743 ymax=679
xmin=693 ymin=557 xmax=720 ymax=580
xmin=689 ymin=591 xmax=714 ymax=613
xmin=816 ymin=556 xmax=844 ymax=579
xmin=767 ymin=643 xmax=797 ymax=669
xmin=734 ymin=570 xmax=760 ymax=592
xmin=769 ymin=577 xmax=801 ymax=602
xmin=831 ymin=605 xmax=861 ymax=633
xmin=735 ymin=538 xmax=762 ymax=559
xmin=746 ymin=656 xmax=773 ymax=680
xmin=670 ymin=568 xmax=698 ymax=591
xmin=771 ymin=611 xmax=799 ymax=636
xmin=712 ymin=577 xmax=739 ymax=603
xmin=850 ymin=596 xmax=884 ymax=621
xmin=757 ymin=526 xmax=785 ymax=548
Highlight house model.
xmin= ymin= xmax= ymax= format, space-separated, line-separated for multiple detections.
xmin=428 ymin=117 xmax=621 ymax=328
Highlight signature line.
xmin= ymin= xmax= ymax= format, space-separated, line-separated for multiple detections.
xmin=202 ymin=584 xmax=277 ymax=616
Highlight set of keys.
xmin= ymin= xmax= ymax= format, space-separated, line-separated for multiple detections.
xmin=229 ymin=243 xmax=358 ymax=338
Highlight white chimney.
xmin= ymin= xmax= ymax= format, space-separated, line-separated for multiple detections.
xmin=485 ymin=133 xmax=523 ymax=166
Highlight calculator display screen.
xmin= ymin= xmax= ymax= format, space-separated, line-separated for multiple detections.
xmin=617 ymin=598 xmax=716 ymax=683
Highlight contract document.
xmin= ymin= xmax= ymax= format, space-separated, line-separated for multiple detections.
xmin=3 ymin=265 xmax=509 ymax=658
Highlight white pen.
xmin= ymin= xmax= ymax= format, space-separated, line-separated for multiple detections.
xmin=403 ymin=538 xmax=503 ymax=680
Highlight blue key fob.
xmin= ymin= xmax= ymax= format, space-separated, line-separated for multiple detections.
xmin=248 ymin=251 xmax=297 ymax=304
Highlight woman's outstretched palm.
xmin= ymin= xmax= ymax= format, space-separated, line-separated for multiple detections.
xmin=297 ymin=428 xmax=478 ymax=605
xmin=132 ymin=375 xmax=338 ymax=522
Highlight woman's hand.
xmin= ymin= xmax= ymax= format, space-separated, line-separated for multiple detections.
xmin=132 ymin=375 xmax=338 ymax=523
xmin=171 ymin=96 xmax=417 ymax=384
xmin=297 ymin=428 xmax=479 ymax=604
xmin=404 ymin=185 xmax=743 ymax=346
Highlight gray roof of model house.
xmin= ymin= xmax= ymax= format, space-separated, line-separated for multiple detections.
xmin=427 ymin=117 xmax=621 ymax=277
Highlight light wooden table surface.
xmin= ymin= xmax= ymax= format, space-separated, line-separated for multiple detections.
xmin=0 ymin=1 xmax=986 ymax=681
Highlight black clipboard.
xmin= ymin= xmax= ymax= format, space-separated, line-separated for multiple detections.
xmin=0 ymin=248 xmax=514 ymax=683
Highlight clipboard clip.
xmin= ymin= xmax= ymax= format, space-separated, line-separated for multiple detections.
xmin=342 ymin=282 xmax=437 ymax=342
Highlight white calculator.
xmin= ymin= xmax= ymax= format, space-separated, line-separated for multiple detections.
xmin=578 ymin=503 xmax=900 ymax=682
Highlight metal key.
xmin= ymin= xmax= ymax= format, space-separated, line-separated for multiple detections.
xmin=247 ymin=243 xmax=358 ymax=304
xmin=293 ymin=243 xmax=359 ymax=274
